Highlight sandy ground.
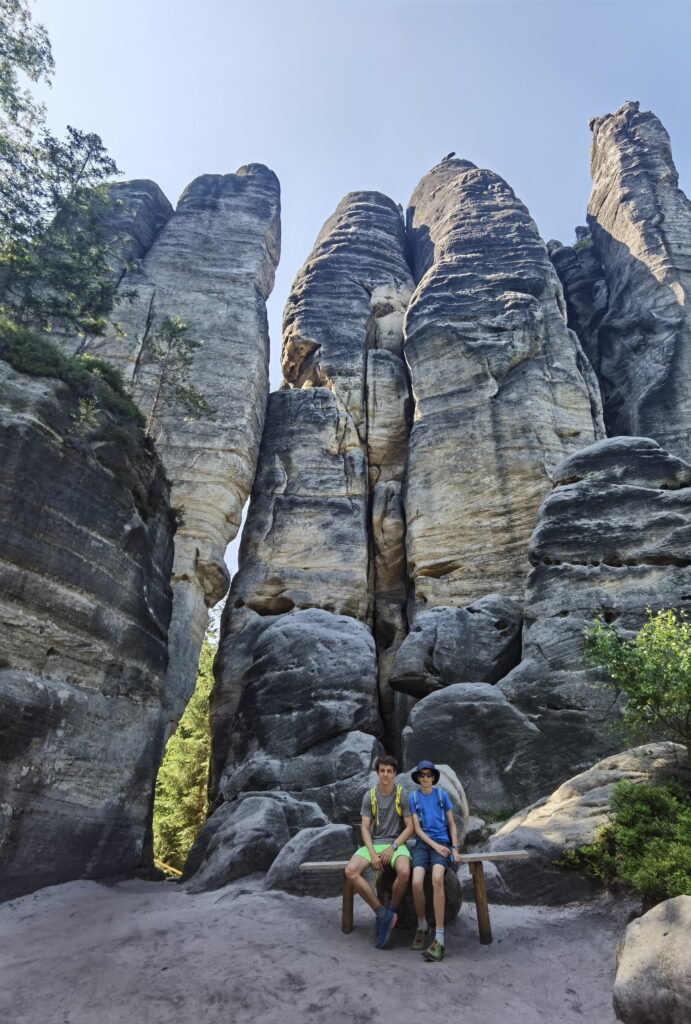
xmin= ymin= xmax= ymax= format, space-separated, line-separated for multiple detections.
xmin=0 ymin=876 xmax=636 ymax=1024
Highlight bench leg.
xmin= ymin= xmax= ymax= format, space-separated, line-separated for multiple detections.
xmin=342 ymin=878 xmax=354 ymax=934
xmin=469 ymin=861 xmax=492 ymax=945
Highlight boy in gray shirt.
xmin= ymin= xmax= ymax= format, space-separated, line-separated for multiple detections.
xmin=344 ymin=754 xmax=413 ymax=948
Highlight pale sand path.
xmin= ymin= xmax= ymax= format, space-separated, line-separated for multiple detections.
xmin=0 ymin=877 xmax=635 ymax=1024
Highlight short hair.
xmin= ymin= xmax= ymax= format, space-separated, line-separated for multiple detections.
xmin=374 ymin=754 xmax=398 ymax=772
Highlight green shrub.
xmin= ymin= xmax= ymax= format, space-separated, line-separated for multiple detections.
xmin=0 ymin=316 xmax=144 ymax=428
xmin=558 ymin=779 xmax=691 ymax=906
xmin=573 ymin=236 xmax=592 ymax=252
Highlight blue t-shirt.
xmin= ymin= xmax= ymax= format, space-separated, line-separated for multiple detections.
xmin=408 ymin=788 xmax=453 ymax=842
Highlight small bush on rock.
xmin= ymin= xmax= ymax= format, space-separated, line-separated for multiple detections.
xmin=558 ymin=779 xmax=691 ymax=906
xmin=0 ymin=316 xmax=144 ymax=427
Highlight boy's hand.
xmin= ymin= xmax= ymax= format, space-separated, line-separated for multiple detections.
xmin=371 ymin=852 xmax=383 ymax=871
xmin=452 ymin=851 xmax=461 ymax=865
xmin=380 ymin=845 xmax=393 ymax=866
xmin=436 ymin=844 xmax=450 ymax=858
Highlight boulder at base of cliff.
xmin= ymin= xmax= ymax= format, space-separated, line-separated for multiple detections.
xmin=264 ymin=824 xmax=355 ymax=897
xmin=389 ymin=595 xmax=522 ymax=698
xmin=465 ymin=743 xmax=687 ymax=905
xmin=181 ymin=794 xmax=328 ymax=893
xmin=614 ymin=896 xmax=691 ymax=1024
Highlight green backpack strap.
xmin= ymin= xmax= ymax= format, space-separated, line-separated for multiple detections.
xmin=370 ymin=786 xmax=377 ymax=825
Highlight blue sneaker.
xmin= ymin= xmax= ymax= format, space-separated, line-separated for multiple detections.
xmin=374 ymin=908 xmax=397 ymax=949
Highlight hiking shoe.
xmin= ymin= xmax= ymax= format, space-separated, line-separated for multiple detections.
xmin=374 ymin=908 xmax=397 ymax=949
xmin=421 ymin=938 xmax=445 ymax=962
xmin=412 ymin=927 xmax=430 ymax=951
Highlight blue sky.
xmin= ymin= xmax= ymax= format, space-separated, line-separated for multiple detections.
xmin=31 ymin=0 xmax=691 ymax=577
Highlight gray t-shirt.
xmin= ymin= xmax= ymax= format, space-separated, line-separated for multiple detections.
xmin=360 ymin=784 xmax=411 ymax=844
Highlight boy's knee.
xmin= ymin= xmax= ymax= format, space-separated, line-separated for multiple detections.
xmin=432 ymin=871 xmax=444 ymax=888
xmin=397 ymin=859 xmax=411 ymax=879
xmin=344 ymin=861 xmax=359 ymax=881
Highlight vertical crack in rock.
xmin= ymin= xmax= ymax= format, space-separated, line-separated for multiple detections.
xmin=197 ymin=193 xmax=414 ymax=888
xmin=581 ymin=101 xmax=691 ymax=459
xmin=403 ymin=158 xmax=605 ymax=615
xmin=71 ymin=167 xmax=281 ymax=725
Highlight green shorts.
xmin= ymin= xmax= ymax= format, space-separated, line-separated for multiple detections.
xmin=354 ymin=843 xmax=411 ymax=866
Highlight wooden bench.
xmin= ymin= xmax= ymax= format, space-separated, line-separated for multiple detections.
xmin=300 ymin=850 xmax=529 ymax=945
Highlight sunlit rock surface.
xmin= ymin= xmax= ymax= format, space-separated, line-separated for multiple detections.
xmin=479 ymin=743 xmax=687 ymax=905
xmin=586 ymin=101 xmax=691 ymax=459
xmin=403 ymin=158 xmax=604 ymax=614
xmin=0 ymin=361 xmax=174 ymax=900
xmin=80 ymin=168 xmax=280 ymax=726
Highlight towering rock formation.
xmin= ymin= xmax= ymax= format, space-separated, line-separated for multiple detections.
xmin=402 ymin=159 xmax=604 ymax=615
xmin=553 ymin=102 xmax=691 ymax=461
xmin=0 ymin=359 xmax=174 ymax=900
xmin=189 ymin=194 xmax=414 ymax=887
xmin=216 ymin=191 xmax=414 ymax=736
xmin=77 ymin=167 xmax=281 ymax=723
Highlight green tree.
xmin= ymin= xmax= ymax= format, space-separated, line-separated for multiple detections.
xmin=153 ymin=638 xmax=215 ymax=873
xmin=141 ymin=314 xmax=210 ymax=435
xmin=584 ymin=609 xmax=691 ymax=767
xmin=0 ymin=0 xmax=121 ymax=337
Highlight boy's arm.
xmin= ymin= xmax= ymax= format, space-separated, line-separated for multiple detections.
xmin=446 ymin=808 xmax=461 ymax=864
xmin=360 ymin=815 xmax=382 ymax=870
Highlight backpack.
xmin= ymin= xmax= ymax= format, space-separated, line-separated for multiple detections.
xmin=412 ymin=787 xmax=447 ymax=833
xmin=370 ymin=784 xmax=403 ymax=827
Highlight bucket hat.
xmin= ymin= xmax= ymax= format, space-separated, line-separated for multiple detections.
xmin=411 ymin=760 xmax=440 ymax=785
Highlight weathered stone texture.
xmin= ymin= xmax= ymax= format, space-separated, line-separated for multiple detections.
xmin=479 ymin=743 xmax=687 ymax=905
xmin=210 ymin=608 xmax=381 ymax=822
xmin=84 ymin=167 xmax=280 ymax=724
xmin=498 ymin=437 xmax=691 ymax=803
xmin=403 ymin=159 xmax=604 ymax=615
xmin=614 ymin=895 xmax=691 ymax=1024
xmin=390 ymin=595 xmax=522 ymax=698
xmin=0 ymin=361 xmax=174 ymax=900
xmin=584 ymin=101 xmax=691 ymax=459
xmin=182 ymin=793 xmax=328 ymax=893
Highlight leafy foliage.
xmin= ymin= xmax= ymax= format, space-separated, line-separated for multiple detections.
xmin=141 ymin=314 xmax=211 ymax=435
xmin=584 ymin=609 xmax=691 ymax=764
xmin=153 ymin=638 xmax=215 ymax=873
xmin=558 ymin=779 xmax=691 ymax=906
xmin=0 ymin=1 xmax=122 ymax=337
xmin=0 ymin=314 xmax=144 ymax=425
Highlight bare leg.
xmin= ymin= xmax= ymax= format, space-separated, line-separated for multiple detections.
xmin=344 ymin=856 xmax=380 ymax=912
xmin=411 ymin=865 xmax=426 ymax=920
xmin=391 ymin=856 xmax=410 ymax=909
xmin=431 ymin=863 xmax=445 ymax=930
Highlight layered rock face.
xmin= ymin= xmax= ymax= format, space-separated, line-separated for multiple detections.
xmin=213 ymin=191 xmax=413 ymax=743
xmin=494 ymin=436 xmax=691 ymax=804
xmin=403 ymin=159 xmax=604 ymax=614
xmin=0 ymin=361 xmax=174 ymax=900
xmin=553 ymin=102 xmax=691 ymax=461
xmin=196 ymin=194 xmax=414 ymax=887
xmin=73 ymin=168 xmax=280 ymax=724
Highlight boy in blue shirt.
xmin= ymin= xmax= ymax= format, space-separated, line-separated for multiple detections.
xmin=408 ymin=759 xmax=461 ymax=962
